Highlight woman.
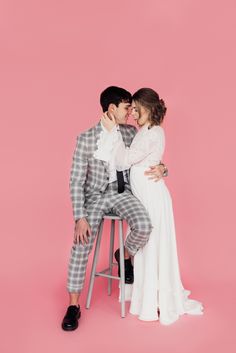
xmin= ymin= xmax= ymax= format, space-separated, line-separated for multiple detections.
xmin=97 ymin=88 xmax=203 ymax=324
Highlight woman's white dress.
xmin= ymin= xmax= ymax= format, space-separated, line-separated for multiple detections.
xmin=95 ymin=123 xmax=203 ymax=324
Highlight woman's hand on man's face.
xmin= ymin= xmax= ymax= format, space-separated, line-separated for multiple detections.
xmin=101 ymin=112 xmax=116 ymax=131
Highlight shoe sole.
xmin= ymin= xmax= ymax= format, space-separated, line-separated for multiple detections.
xmin=61 ymin=323 xmax=78 ymax=331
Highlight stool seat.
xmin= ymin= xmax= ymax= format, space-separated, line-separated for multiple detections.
xmin=103 ymin=213 xmax=122 ymax=220
xmin=86 ymin=213 xmax=126 ymax=317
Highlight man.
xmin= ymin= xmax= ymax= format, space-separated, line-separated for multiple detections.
xmin=61 ymin=86 xmax=167 ymax=331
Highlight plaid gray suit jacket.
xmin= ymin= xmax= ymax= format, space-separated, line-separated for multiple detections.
xmin=70 ymin=121 xmax=137 ymax=221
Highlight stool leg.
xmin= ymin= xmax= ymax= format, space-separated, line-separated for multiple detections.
xmin=119 ymin=220 xmax=125 ymax=318
xmin=86 ymin=219 xmax=104 ymax=309
xmin=108 ymin=219 xmax=115 ymax=296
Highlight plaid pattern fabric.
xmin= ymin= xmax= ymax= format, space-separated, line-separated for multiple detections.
xmin=69 ymin=122 xmax=137 ymax=221
xmin=67 ymin=182 xmax=152 ymax=292
xmin=67 ymin=122 xmax=152 ymax=293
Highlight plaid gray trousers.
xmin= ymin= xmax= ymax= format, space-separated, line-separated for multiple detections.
xmin=67 ymin=181 xmax=152 ymax=293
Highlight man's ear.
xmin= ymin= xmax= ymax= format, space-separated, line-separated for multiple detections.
xmin=108 ymin=103 xmax=117 ymax=114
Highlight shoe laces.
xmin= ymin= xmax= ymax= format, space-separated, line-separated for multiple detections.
xmin=67 ymin=305 xmax=79 ymax=315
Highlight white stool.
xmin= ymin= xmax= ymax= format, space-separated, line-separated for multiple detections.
xmin=86 ymin=213 xmax=126 ymax=317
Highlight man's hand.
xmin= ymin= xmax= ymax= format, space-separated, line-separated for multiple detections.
xmin=74 ymin=218 xmax=92 ymax=246
xmin=144 ymin=164 xmax=166 ymax=182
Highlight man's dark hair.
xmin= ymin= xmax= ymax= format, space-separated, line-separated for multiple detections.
xmin=100 ymin=86 xmax=132 ymax=112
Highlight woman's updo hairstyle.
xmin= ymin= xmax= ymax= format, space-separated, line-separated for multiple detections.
xmin=132 ymin=88 xmax=167 ymax=127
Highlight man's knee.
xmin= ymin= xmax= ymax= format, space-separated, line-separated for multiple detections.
xmin=71 ymin=241 xmax=94 ymax=258
xmin=133 ymin=215 xmax=152 ymax=235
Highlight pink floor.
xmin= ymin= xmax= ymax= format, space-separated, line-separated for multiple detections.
xmin=2 ymin=265 xmax=235 ymax=353
xmin=1 ymin=216 xmax=235 ymax=353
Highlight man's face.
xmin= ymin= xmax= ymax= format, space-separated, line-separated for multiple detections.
xmin=112 ymin=102 xmax=131 ymax=124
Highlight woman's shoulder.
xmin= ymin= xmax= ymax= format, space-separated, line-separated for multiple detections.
xmin=149 ymin=125 xmax=165 ymax=138
xmin=151 ymin=124 xmax=164 ymax=132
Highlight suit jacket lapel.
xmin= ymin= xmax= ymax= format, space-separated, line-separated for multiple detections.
xmin=119 ymin=124 xmax=130 ymax=147
xmin=94 ymin=121 xmax=109 ymax=169
xmin=94 ymin=120 xmax=103 ymax=141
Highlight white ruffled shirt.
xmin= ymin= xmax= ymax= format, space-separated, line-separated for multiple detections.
xmin=93 ymin=122 xmax=128 ymax=183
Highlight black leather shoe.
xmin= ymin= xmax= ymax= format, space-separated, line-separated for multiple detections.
xmin=61 ymin=305 xmax=81 ymax=331
xmin=114 ymin=248 xmax=134 ymax=284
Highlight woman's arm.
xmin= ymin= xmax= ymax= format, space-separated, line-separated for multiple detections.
xmin=115 ymin=128 xmax=164 ymax=171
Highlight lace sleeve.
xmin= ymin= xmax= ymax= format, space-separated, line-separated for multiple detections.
xmin=93 ymin=126 xmax=120 ymax=162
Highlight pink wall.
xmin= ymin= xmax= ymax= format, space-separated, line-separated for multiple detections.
xmin=0 ymin=1 xmax=235 ymax=352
